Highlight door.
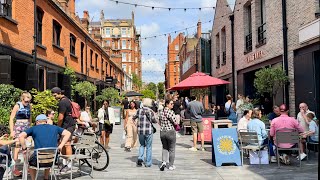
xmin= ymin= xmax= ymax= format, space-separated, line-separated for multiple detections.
xmin=46 ymin=69 xmax=58 ymax=89
xmin=0 ymin=55 xmax=11 ymax=84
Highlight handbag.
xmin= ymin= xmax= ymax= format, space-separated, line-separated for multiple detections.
xmin=164 ymin=110 xmax=180 ymax=131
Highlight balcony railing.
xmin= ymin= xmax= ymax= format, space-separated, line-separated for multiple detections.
xmin=222 ymin=51 xmax=226 ymax=66
xmin=257 ymin=23 xmax=266 ymax=45
xmin=245 ymin=33 xmax=252 ymax=52
xmin=216 ymin=55 xmax=220 ymax=69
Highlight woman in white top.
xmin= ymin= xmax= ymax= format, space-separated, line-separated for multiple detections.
xmin=124 ymin=101 xmax=138 ymax=152
xmin=237 ymin=109 xmax=252 ymax=131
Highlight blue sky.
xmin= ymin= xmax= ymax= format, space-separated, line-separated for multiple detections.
xmin=76 ymin=0 xmax=218 ymax=83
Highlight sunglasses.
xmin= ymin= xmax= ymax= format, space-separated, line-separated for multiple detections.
xmin=50 ymin=112 xmax=55 ymax=115
xmin=24 ymin=101 xmax=30 ymax=104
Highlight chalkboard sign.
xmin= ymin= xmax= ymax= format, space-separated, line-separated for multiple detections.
xmin=212 ymin=128 xmax=241 ymax=166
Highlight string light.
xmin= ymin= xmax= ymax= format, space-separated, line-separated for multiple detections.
xmin=108 ymin=0 xmax=216 ymax=11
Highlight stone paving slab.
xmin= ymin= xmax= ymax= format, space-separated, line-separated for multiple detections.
xmin=15 ymin=124 xmax=318 ymax=179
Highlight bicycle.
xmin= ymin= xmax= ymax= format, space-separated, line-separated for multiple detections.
xmin=73 ymin=125 xmax=109 ymax=171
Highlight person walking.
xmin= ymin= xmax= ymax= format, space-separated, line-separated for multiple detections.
xmin=51 ymin=87 xmax=76 ymax=172
xmin=187 ymin=96 xmax=205 ymax=151
xmin=159 ymin=99 xmax=178 ymax=171
xmin=98 ymin=100 xmax=114 ymax=149
xmin=236 ymin=94 xmax=244 ymax=122
xmin=9 ymin=91 xmax=32 ymax=177
xmin=124 ymin=101 xmax=138 ymax=152
xmin=225 ymin=94 xmax=237 ymax=125
xmin=133 ymin=98 xmax=158 ymax=167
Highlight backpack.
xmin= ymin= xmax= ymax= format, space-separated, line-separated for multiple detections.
xmin=69 ymin=100 xmax=81 ymax=119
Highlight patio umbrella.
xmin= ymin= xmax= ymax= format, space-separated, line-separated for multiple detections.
xmin=125 ymin=91 xmax=143 ymax=97
xmin=169 ymin=72 xmax=230 ymax=90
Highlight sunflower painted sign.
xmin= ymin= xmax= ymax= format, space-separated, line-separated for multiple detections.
xmin=212 ymin=128 xmax=241 ymax=166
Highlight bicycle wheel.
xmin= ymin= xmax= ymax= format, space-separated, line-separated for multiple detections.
xmin=83 ymin=141 xmax=109 ymax=171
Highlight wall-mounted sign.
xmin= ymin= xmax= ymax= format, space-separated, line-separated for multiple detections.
xmin=246 ymin=51 xmax=263 ymax=63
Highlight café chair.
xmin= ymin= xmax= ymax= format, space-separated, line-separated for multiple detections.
xmin=238 ymin=130 xmax=267 ymax=168
xmin=29 ymin=147 xmax=58 ymax=180
xmin=0 ymin=151 xmax=9 ymax=180
xmin=306 ymin=139 xmax=319 ymax=161
xmin=275 ymin=128 xmax=301 ymax=168
xmin=181 ymin=119 xmax=191 ymax=135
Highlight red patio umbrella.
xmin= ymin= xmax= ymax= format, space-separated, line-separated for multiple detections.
xmin=169 ymin=72 xmax=230 ymax=91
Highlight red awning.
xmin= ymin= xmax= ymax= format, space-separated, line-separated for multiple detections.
xmin=169 ymin=72 xmax=230 ymax=90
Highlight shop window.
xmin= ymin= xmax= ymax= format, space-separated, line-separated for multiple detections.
xmin=53 ymin=20 xmax=62 ymax=47
xmin=36 ymin=7 xmax=44 ymax=44
xmin=70 ymin=33 xmax=76 ymax=55
xmin=0 ymin=0 xmax=12 ymax=18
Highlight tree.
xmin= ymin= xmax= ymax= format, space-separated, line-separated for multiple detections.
xmin=96 ymin=87 xmax=120 ymax=106
xmin=254 ymin=66 xmax=288 ymax=104
xmin=157 ymin=82 xmax=165 ymax=99
xmin=191 ymin=88 xmax=209 ymax=104
xmin=64 ymin=65 xmax=77 ymax=100
xmin=132 ymin=73 xmax=142 ymax=90
xmin=141 ymin=89 xmax=156 ymax=100
xmin=74 ymin=81 xmax=97 ymax=107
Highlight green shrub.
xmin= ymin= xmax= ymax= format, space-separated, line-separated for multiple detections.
xmin=30 ymin=89 xmax=58 ymax=123
xmin=96 ymin=87 xmax=120 ymax=106
xmin=0 ymin=84 xmax=23 ymax=125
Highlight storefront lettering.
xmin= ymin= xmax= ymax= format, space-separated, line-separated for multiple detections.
xmin=246 ymin=51 xmax=263 ymax=63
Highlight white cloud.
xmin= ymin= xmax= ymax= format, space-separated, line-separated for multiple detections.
xmin=142 ymin=57 xmax=164 ymax=72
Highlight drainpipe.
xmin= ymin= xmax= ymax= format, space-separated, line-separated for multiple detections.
xmin=282 ymin=0 xmax=289 ymax=106
xmin=229 ymin=14 xmax=236 ymax=99
xmin=33 ymin=0 xmax=39 ymax=90
xmin=85 ymin=38 xmax=88 ymax=80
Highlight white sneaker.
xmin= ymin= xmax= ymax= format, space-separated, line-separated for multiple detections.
xmin=200 ymin=147 xmax=205 ymax=151
xmin=168 ymin=165 xmax=176 ymax=170
xmin=270 ymin=156 xmax=277 ymax=163
xmin=188 ymin=147 xmax=198 ymax=151
xmin=297 ymin=153 xmax=307 ymax=161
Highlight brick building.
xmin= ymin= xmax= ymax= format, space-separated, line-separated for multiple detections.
xmin=164 ymin=33 xmax=184 ymax=89
xmin=0 ymin=0 xmax=125 ymax=97
xmin=89 ymin=11 xmax=142 ymax=91
xmin=211 ymin=0 xmax=320 ymax=116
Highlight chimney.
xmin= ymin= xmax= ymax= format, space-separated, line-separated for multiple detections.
xmin=197 ymin=20 xmax=202 ymax=39
xmin=67 ymin=0 xmax=75 ymax=17
xmin=83 ymin=11 xmax=89 ymax=20
xmin=81 ymin=11 xmax=90 ymax=30
xmin=168 ymin=34 xmax=171 ymax=44
xmin=57 ymin=0 xmax=68 ymax=11
xmin=131 ymin=11 xmax=135 ymax=25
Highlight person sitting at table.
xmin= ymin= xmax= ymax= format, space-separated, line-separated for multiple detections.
xmin=269 ymin=104 xmax=304 ymax=165
xmin=19 ymin=114 xmax=71 ymax=180
xmin=247 ymin=108 xmax=276 ymax=162
xmin=0 ymin=131 xmax=19 ymax=180
xmin=298 ymin=112 xmax=319 ymax=161
xmin=237 ymin=109 xmax=252 ymax=131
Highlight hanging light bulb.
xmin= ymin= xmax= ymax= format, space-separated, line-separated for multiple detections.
xmin=184 ymin=8 xmax=186 ymax=12
xmin=115 ymin=1 xmax=118 ymax=4
xmin=135 ymin=4 xmax=137 ymax=7
xmin=152 ymin=7 xmax=154 ymax=10
xmin=168 ymin=8 xmax=171 ymax=11
xmin=199 ymin=8 xmax=201 ymax=11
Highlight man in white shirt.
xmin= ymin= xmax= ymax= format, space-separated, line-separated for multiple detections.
xmin=297 ymin=103 xmax=316 ymax=132
xmin=237 ymin=109 xmax=252 ymax=131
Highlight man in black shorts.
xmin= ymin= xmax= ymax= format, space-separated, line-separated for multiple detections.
xmin=51 ymin=87 xmax=75 ymax=172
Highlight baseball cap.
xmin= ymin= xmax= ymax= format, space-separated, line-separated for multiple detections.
xmin=36 ymin=114 xmax=47 ymax=121
xmin=51 ymin=87 xmax=62 ymax=94
xmin=279 ymin=104 xmax=288 ymax=112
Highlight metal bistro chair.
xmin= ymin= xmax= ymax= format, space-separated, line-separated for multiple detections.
xmin=275 ymin=128 xmax=301 ymax=168
xmin=60 ymin=134 xmax=95 ymax=179
xmin=306 ymin=138 xmax=319 ymax=161
xmin=181 ymin=119 xmax=191 ymax=135
xmin=0 ymin=150 xmax=9 ymax=180
xmin=29 ymin=147 xmax=58 ymax=180
xmin=238 ymin=130 xmax=267 ymax=168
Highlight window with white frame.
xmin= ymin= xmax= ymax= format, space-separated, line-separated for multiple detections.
xmin=128 ymin=53 xmax=131 ymax=62
xmin=122 ymin=64 xmax=127 ymax=72
xmin=105 ymin=28 xmax=111 ymax=37
xmin=135 ymin=57 xmax=137 ymax=63
xmin=121 ymin=27 xmax=127 ymax=37
xmin=122 ymin=52 xmax=127 ymax=62
xmin=128 ymin=40 xmax=131 ymax=49
xmin=135 ymin=68 xmax=138 ymax=75
xmin=175 ymin=45 xmax=179 ymax=50
xmin=122 ymin=40 xmax=126 ymax=49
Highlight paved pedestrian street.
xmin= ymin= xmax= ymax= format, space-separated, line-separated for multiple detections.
xmin=56 ymin=124 xmax=318 ymax=180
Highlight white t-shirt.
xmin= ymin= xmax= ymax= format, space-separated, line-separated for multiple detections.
xmin=80 ymin=111 xmax=91 ymax=122
xmin=297 ymin=110 xmax=315 ymax=131
xmin=237 ymin=117 xmax=249 ymax=131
